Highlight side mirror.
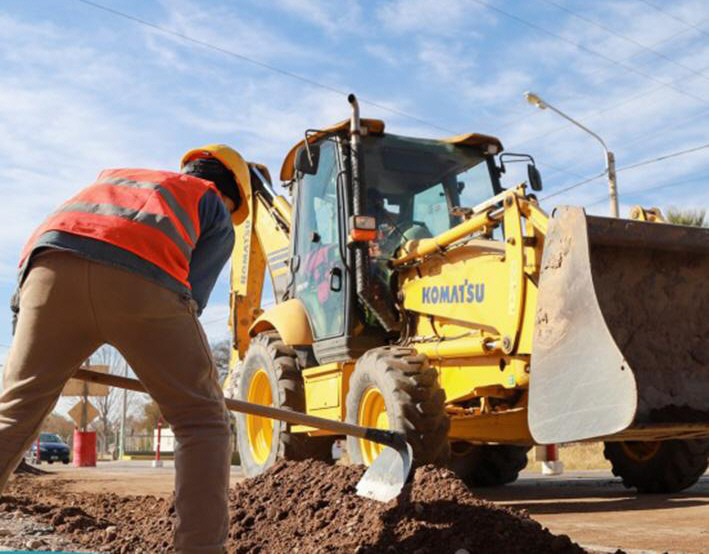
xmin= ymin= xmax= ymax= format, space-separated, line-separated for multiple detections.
xmin=527 ymin=164 xmax=543 ymax=191
xmin=295 ymin=143 xmax=320 ymax=175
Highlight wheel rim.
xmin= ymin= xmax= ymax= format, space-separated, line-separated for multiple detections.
xmin=246 ymin=369 xmax=273 ymax=465
xmin=620 ymin=440 xmax=661 ymax=462
xmin=358 ymin=387 xmax=389 ymax=466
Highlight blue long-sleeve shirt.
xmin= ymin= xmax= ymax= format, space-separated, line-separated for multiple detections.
xmin=20 ymin=188 xmax=234 ymax=315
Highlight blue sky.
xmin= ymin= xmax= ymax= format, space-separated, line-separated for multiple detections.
xmin=1 ymin=0 xmax=709 ymax=365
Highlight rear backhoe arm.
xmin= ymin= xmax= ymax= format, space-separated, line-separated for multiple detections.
xmin=230 ymin=165 xmax=292 ymax=364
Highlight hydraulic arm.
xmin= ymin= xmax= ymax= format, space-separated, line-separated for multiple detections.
xmin=229 ymin=164 xmax=291 ymax=363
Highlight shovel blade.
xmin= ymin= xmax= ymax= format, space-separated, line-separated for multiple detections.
xmin=356 ymin=442 xmax=413 ymax=502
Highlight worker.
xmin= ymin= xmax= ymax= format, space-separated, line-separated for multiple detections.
xmin=366 ymin=188 xmax=431 ymax=260
xmin=0 ymin=144 xmax=249 ymax=554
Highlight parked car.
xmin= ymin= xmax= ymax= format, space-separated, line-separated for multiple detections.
xmin=28 ymin=433 xmax=70 ymax=464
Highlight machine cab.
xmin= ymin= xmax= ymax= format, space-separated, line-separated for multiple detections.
xmin=285 ymin=121 xmax=505 ymax=363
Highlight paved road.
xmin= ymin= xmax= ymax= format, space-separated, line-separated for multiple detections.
xmin=40 ymin=462 xmax=709 ymax=553
xmin=479 ymin=470 xmax=709 ymax=554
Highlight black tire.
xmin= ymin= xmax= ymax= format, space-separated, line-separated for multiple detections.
xmin=604 ymin=439 xmax=709 ymax=493
xmin=345 ymin=346 xmax=450 ymax=467
xmin=233 ymin=332 xmax=333 ymax=477
xmin=449 ymin=442 xmax=530 ymax=487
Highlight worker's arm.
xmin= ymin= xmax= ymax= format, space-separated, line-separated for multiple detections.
xmin=187 ymin=189 xmax=235 ymax=315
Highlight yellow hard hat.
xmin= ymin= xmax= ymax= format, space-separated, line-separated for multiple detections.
xmin=181 ymin=144 xmax=251 ymax=225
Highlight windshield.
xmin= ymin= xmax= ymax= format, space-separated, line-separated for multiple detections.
xmin=361 ymin=133 xmax=495 ymax=257
xmin=40 ymin=433 xmax=62 ymax=443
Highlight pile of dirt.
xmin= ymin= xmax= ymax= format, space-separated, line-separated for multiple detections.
xmin=3 ymin=461 xmax=586 ymax=553
xmin=226 ymin=460 xmax=584 ymax=554
xmin=591 ymin=244 xmax=709 ymax=418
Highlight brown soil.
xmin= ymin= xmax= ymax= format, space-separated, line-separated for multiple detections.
xmin=591 ymin=244 xmax=709 ymax=419
xmin=2 ymin=460 xmax=588 ymax=553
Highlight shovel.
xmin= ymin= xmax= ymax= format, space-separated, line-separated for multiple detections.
xmin=73 ymin=368 xmax=412 ymax=502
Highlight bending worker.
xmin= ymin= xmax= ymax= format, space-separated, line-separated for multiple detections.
xmin=0 ymin=144 xmax=248 ymax=553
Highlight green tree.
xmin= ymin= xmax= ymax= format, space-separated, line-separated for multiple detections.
xmin=665 ymin=207 xmax=707 ymax=227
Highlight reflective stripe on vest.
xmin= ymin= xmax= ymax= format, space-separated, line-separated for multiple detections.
xmin=19 ymin=169 xmax=218 ymax=288
xmin=96 ymin=177 xmax=198 ymax=245
xmin=56 ymin=201 xmax=193 ymax=261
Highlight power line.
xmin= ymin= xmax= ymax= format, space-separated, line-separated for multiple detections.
xmin=73 ymin=0 xmax=457 ymax=135
xmin=470 ymin=0 xmax=709 ymax=106
xmin=541 ymin=171 xmax=607 ymax=202
xmin=495 ymin=21 xmax=702 ymax=137
xmin=503 ymin=31 xmax=709 ymax=150
xmin=585 ymin=173 xmax=709 ymax=208
xmin=73 ymin=0 xmax=591 ymax=185
xmin=619 ymin=142 xmax=709 ymax=172
xmin=541 ymin=141 xmax=709 ymax=201
xmin=621 ymin=105 xmax=709 ymax=150
xmin=70 ymin=0 xmax=709 ymax=192
xmin=538 ymin=0 xmax=709 ymax=85
xmin=636 ymin=0 xmax=709 ymax=39
xmin=506 ymin=66 xmax=709 ymax=185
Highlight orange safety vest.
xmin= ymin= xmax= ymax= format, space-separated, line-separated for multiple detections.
xmin=19 ymin=168 xmax=219 ymax=288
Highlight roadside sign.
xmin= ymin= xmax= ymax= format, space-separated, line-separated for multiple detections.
xmin=62 ymin=364 xmax=109 ymax=396
xmin=68 ymin=399 xmax=100 ymax=426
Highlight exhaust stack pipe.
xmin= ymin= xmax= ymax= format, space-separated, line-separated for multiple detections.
xmin=347 ymin=93 xmax=398 ymax=332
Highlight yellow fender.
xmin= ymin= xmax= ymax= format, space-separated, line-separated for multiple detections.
xmin=249 ymin=298 xmax=314 ymax=346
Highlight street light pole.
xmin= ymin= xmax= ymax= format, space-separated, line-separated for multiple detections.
xmin=524 ymin=92 xmax=619 ymax=218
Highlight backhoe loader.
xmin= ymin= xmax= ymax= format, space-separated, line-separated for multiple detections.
xmin=221 ymin=95 xmax=709 ymax=493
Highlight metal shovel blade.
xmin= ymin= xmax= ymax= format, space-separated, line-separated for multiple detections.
xmin=356 ymin=441 xmax=413 ymax=502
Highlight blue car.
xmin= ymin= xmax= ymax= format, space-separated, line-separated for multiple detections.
xmin=29 ymin=432 xmax=71 ymax=464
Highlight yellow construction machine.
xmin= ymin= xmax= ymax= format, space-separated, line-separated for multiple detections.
xmin=222 ymin=95 xmax=709 ymax=493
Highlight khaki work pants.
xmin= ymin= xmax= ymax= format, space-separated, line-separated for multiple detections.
xmin=0 ymin=251 xmax=231 ymax=553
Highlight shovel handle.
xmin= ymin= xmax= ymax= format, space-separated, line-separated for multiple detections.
xmin=73 ymin=369 xmax=402 ymax=448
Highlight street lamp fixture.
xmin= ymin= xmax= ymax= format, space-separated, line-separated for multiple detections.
xmin=524 ymin=92 xmax=547 ymax=110
xmin=524 ymin=91 xmax=619 ymax=218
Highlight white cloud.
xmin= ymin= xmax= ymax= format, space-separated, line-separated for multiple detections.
xmin=155 ymin=0 xmax=316 ymax=63
xmin=376 ymin=0 xmax=487 ymax=35
xmin=2 ymin=0 xmax=709 ymax=354
xmin=264 ymin=0 xmax=362 ymax=35
xmin=417 ymin=39 xmax=475 ymax=82
xmin=364 ymin=44 xmax=401 ymax=67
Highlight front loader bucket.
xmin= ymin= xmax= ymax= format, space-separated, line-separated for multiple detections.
xmin=529 ymin=207 xmax=709 ymax=444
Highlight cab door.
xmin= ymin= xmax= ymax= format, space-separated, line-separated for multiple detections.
xmin=292 ymin=140 xmax=346 ymax=340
